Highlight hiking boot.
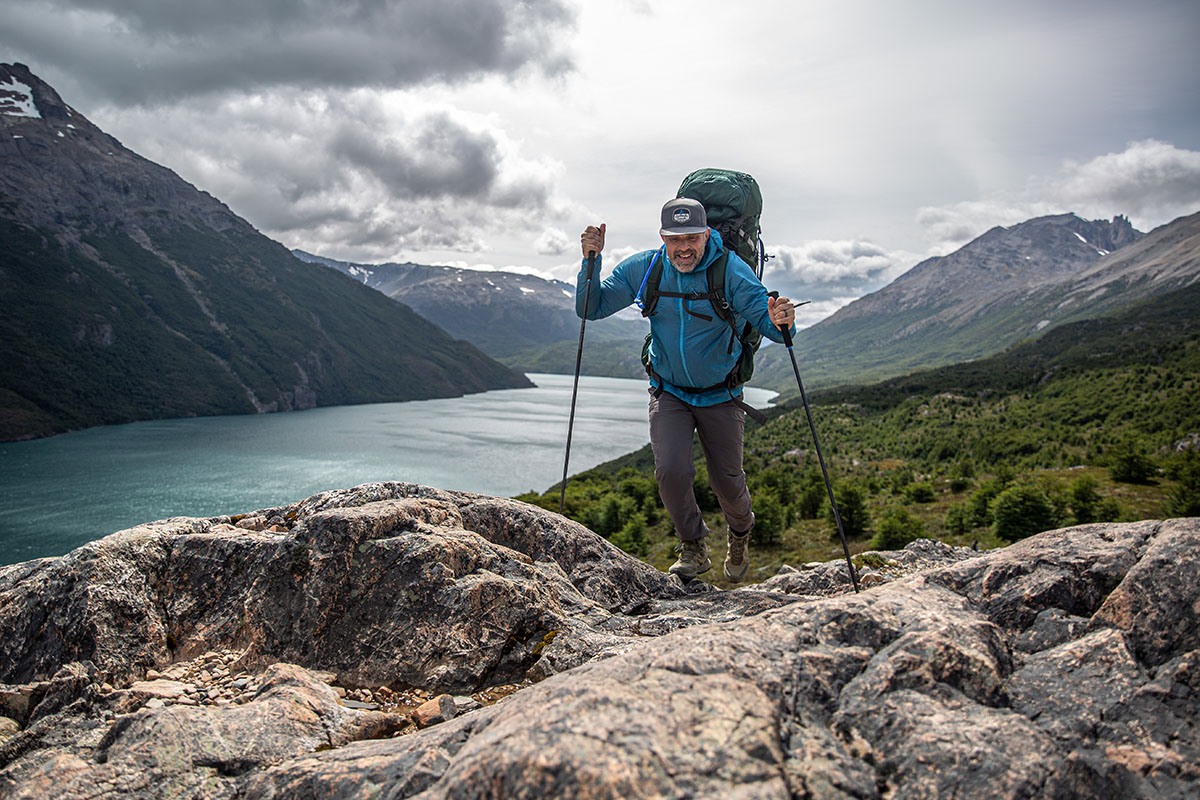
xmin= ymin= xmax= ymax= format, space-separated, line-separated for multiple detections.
xmin=724 ymin=527 xmax=751 ymax=582
xmin=669 ymin=538 xmax=711 ymax=579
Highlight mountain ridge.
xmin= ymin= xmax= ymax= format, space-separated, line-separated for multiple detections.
xmin=294 ymin=249 xmax=649 ymax=378
xmin=754 ymin=210 xmax=1198 ymax=393
xmin=0 ymin=63 xmax=531 ymax=441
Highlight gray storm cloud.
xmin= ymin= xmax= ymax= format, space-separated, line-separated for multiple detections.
xmin=107 ymin=89 xmax=563 ymax=260
xmin=330 ymin=114 xmax=500 ymax=200
xmin=0 ymin=0 xmax=575 ymax=104
xmin=0 ymin=0 xmax=576 ymax=262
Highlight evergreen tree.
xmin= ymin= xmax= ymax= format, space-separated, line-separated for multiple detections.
xmin=871 ymin=505 xmax=926 ymax=550
xmin=1164 ymin=450 xmax=1200 ymax=517
xmin=610 ymin=513 xmax=650 ymax=556
xmin=827 ymin=482 xmax=870 ymax=538
xmin=1068 ymin=474 xmax=1100 ymax=524
xmin=993 ymin=484 xmax=1057 ymax=542
xmin=1108 ymin=438 xmax=1156 ymax=484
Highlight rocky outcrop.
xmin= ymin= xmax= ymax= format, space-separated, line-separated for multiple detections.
xmin=0 ymin=483 xmax=1196 ymax=799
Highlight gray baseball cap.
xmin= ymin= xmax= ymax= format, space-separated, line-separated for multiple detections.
xmin=660 ymin=197 xmax=708 ymax=236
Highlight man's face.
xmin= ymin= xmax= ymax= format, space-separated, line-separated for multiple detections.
xmin=661 ymin=230 xmax=708 ymax=272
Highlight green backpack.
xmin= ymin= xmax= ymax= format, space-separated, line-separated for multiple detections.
xmin=678 ymin=168 xmax=765 ymax=275
xmin=636 ymin=169 xmax=768 ymax=393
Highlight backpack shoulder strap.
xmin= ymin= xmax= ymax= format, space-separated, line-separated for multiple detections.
xmin=706 ymin=249 xmax=733 ymax=325
xmin=635 ymin=247 xmax=665 ymax=317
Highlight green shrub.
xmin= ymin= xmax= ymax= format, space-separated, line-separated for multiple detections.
xmin=904 ymin=482 xmax=936 ymax=503
xmin=993 ymin=484 xmax=1058 ymax=542
xmin=752 ymin=493 xmax=784 ymax=546
xmin=968 ymin=479 xmax=1004 ymax=527
xmin=587 ymin=494 xmax=637 ymax=537
xmin=1108 ymin=438 xmax=1156 ymax=484
xmin=828 ymin=482 xmax=870 ymax=538
xmin=945 ymin=501 xmax=975 ymax=535
xmin=994 ymin=465 xmax=1015 ymax=487
xmin=888 ymin=468 xmax=914 ymax=495
xmin=610 ymin=513 xmax=650 ymax=556
xmin=1068 ymin=474 xmax=1100 ymax=524
xmin=1164 ymin=450 xmax=1200 ymax=517
xmin=870 ymin=506 xmax=926 ymax=550
xmin=797 ymin=479 xmax=825 ymax=519
xmin=1096 ymin=497 xmax=1122 ymax=522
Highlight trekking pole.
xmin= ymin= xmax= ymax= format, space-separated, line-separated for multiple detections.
xmin=559 ymin=251 xmax=597 ymax=515
xmin=770 ymin=292 xmax=860 ymax=592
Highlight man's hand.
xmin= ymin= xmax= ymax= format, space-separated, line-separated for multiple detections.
xmin=768 ymin=295 xmax=795 ymax=329
xmin=581 ymin=224 xmax=606 ymax=258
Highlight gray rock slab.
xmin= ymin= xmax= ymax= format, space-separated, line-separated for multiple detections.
xmin=0 ymin=485 xmax=1196 ymax=799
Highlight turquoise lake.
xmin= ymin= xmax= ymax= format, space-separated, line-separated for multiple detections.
xmin=0 ymin=374 xmax=776 ymax=565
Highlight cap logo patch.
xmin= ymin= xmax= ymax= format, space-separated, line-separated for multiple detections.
xmin=672 ymin=208 xmax=691 ymax=223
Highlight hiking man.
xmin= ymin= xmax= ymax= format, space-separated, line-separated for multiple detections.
xmin=576 ymin=197 xmax=796 ymax=581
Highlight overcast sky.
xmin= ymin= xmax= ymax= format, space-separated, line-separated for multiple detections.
xmin=4 ymin=0 xmax=1199 ymax=325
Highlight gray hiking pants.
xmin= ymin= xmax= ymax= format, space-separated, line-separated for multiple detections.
xmin=648 ymin=389 xmax=754 ymax=542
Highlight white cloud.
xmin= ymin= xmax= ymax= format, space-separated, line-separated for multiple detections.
xmin=767 ymin=240 xmax=904 ymax=283
xmin=916 ymin=140 xmax=1200 ymax=251
xmin=534 ymin=227 xmax=571 ymax=255
xmin=1055 ymin=139 xmax=1200 ymax=223
xmin=761 ymin=239 xmax=918 ymax=312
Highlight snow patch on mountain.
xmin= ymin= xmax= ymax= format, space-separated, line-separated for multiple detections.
xmin=0 ymin=76 xmax=40 ymax=118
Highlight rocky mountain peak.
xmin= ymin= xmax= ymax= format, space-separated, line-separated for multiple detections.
xmin=827 ymin=212 xmax=1145 ymax=323
xmin=1 ymin=62 xmax=241 ymax=235
xmin=0 ymin=62 xmax=75 ymax=123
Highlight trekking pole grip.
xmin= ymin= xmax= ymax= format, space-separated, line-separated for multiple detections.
xmin=768 ymin=291 xmax=794 ymax=347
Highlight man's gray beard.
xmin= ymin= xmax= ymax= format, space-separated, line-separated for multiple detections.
xmin=672 ymin=257 xmax=698 ymax=273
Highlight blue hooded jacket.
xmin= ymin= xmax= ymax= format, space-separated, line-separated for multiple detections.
xmin=576 ymin=229 xmax=795 ymax=407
